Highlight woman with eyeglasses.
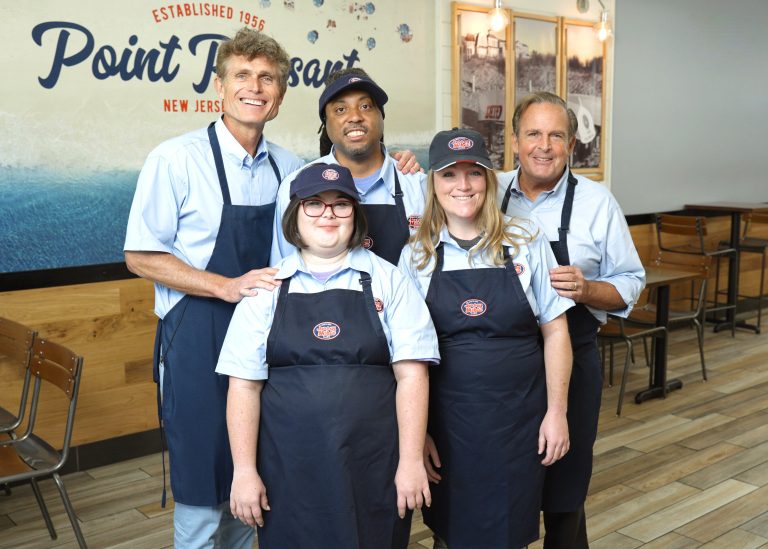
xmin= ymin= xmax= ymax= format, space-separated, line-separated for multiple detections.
xmin=398 ymin=129 xmax=574 ymax=548
xmin=216 ymin=163 xmax=439 ymax=549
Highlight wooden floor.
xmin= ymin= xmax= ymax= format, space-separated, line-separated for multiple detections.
xmin=1 ymin=324 xmax=767 ymax=548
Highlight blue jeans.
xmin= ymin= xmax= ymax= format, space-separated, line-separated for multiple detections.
xmin=174 ymin=501 xmax=254 ymax=548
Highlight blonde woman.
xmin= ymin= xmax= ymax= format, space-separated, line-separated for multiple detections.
xmin=398 ymin=128 xmax=573 ymax=548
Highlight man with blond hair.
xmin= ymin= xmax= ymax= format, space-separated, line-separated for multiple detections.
xmin=125 ymin=28 xmax=303 ymax=547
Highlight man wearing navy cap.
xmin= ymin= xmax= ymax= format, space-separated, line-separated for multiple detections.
xmin=272 ymin=68 xmax=428 ymax=266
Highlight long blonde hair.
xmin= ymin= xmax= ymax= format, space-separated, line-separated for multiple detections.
xmin=411 ymin=167 xmax=535 ymax=272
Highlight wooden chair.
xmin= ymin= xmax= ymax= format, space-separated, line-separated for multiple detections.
xmin=0 ymin=317 xmax=37 ymax=437
xmin=0 ymin=338 xmax=86 ymax=548
xmin=655 ymin=213 xmax=737 ymax=335
xmin=735 ymin=212 xmax=768 ymax=333
xmin=628 ymin=252 xmax=711 ymax=382
xmin=598 ymin=317 xmax=666 ymax=416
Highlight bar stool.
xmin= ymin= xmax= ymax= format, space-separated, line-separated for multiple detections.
xmin=733 ymin=212 xmax=768 ymax=333
xmin=655 ymin=214 xmax=737 ymax=336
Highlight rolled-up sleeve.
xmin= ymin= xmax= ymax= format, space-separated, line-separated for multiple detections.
xmin=528 ymin=234 xmax=575 ymax=325
xmin=597 ymin=201 xmax=646 ymax=317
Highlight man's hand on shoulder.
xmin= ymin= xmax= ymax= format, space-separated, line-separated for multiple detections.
xmin=220 ymin=267 xmax=281 ymax=303
xmin=392 ymin=150 xmax=424 ymax=175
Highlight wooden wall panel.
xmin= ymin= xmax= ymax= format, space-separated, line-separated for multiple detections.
xmin=0 ymin=219 xmax=764 ymax=448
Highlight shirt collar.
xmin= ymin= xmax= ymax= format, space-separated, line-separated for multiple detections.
xmin=509 ymin=167 xmax=570 ymax=202
xmin=214 ymin=116 xmax=269 ymax=169
xmin=275 ymin=247 xmax=371 ymax=280
xmin=326 ymin=144 xmax=393 ymax=195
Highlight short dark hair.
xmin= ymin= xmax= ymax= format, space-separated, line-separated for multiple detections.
xmin=512 ymin=91 xmax=578 ymax=140
xmin=216 ymin=27 xmax=291 ymax=96
xmin=282 ymin=196 xmax=369 ymax=251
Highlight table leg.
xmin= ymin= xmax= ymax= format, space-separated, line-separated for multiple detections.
xmin=635 ymin=284 xmax=683 ymax=403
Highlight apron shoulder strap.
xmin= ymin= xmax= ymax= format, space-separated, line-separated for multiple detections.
xmin=501 ymin=175 xmax=514 ymax=214
xmin=267 ymin=153 xmax=282 ymax=186
xmin=207 ymin=121 xmax=232 ymax=206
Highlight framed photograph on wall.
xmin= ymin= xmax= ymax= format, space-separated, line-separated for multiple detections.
xmin=562 ymin=19 xmax=606 ymax=179
xmin=512 ymin=13 xmax=560 ymax=107
xmin=452 ymin=3 xmax=513 ymax=170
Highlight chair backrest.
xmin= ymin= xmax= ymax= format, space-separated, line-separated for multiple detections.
xmin=743 ymin=211 xmax=768 ymax=238
xmin=655 ymin=213 xmax=708 ymax=252
xmin=651 ymin=251 xmax=711 ymax=314
xmin=0 ymin=317 xmax=37 ymax=432
xmin=25 ymin=338 xmax=84 ymax=466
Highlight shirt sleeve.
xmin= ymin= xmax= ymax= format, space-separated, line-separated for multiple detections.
xmin=527 ymin=233 xmax=574 ymax=325
xmin=215 ymin=290 xmax=276 ymax=380
xmin=124 ymin=148 xmax=184 ymax=253
xmin=269 ymin=171 xmax=298 ymax=266
xmin=381 ymin=264 xmax=440 ymax=365
xmin=596 ymin=198 xmax=646 ymax=317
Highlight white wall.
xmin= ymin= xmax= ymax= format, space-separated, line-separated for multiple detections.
xmin=611 ymin=0 xmax=768 ymax=214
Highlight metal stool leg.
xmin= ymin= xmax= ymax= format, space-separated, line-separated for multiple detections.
xmin=617 ymin=340 xmax=634 ymax=416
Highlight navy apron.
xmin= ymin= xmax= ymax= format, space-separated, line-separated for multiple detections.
xmin=503 ymin=171 xmax=603 ymax=512
xmin=152 ymin=122 xmax=281 ymax=506
xmin=422 ymin=244 xmax=547 ymax=549
xmin=360 ymin=173 xmax=410 ymax=265
xmin=257 ymin=271 xmax=411 ymax=549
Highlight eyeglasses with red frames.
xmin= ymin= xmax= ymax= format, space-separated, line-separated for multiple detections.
xmin=300 ymin=199 xmax=355 ymax=218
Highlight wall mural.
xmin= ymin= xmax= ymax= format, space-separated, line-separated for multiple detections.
xmin=0 ymin=0 xmax=435 ymax=273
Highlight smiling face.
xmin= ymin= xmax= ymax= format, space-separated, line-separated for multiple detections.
xmin=297 ymin=190 xmax=356 ymax=259
xmin=215 ymin=54 xmax=284 ymax=143
xmin=323 ymin=89 xmax=385 ymax=164
xmin=511 ymin=102 xmax=576 ymax=193
xmin=434 ymin=163 xmax=487 ymax=236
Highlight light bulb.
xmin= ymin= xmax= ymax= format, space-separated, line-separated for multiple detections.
xmin=488 ymin=7 xmax=509 ymax=32
xmin=594 ymin=10 xmax=612 ymax=42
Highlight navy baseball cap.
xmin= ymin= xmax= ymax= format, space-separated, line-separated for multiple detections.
xmin=318 ymin=74 xmax=388 ymax=122
xmin=429 ymin=128 xmax=493 ymax=171
xmin=289 ymin=163 xmax=361 ymax=201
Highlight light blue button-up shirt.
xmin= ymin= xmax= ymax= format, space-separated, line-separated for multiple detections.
xmin=398 ymin=222 xmax=574 ymax=325
xmin=124 ymin=117 xmax=305 ymax=318
xmin=216 ymin=247 xmax=440 ymax=381
xmin=497 ymin=168 xmax=645 ymax=323
xmin=270 ymin=146 xmax=427 ymax=264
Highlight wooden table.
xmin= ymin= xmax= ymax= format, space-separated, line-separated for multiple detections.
xmin=684 ymin=202 xmax=768 ymax=333
xmin=634 ymin=266 xmax=700 ymax=404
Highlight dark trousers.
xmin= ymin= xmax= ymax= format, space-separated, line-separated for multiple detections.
xmin=543 ymin=505 xmax=588 ymax=549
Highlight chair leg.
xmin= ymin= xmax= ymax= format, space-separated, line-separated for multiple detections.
xmin=694 ymin=318 xmax=707 ymax=381
xmin=53 ymin=473 xmax=87 ymax=548
xmin=30 ymin=477 xmax=57 ymax=540
xmin=609 ymin=343 xmax=615 ymax=387
xmin=642 ymin=337 xmax=650 ymax=368
xmin=617 ymin=340 xmax=634 ymax=416
xmin=2 ymin=483 xmax=10 ymax=496
xmin=757 ymin=251 xmax=766 ymax=334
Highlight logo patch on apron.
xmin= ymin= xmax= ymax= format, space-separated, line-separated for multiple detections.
xmin=363 ymin=235 xmax=374 ymax=249
xmin=408 ymin=214 xmax=422 ymax=230
xmin=513 ymin=262 xmax=525 ymax=275
xmin=313 ymin=321 xmax=341 ymax=340
xmin=461 ymin=298 xmax=487 ymax=317
xmin=374 ymin=298 xmax=384 ymax=313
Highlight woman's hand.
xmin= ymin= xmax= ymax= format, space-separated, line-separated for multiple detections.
xmin=538 ymin=409 xmax=570 ymax=466
xmin=230 ymin=468 xmax=270 ymax=527
xmin=423 ymin=433 xmax=442 ymax=483
xmin=394 ymin=459 xmax=432 ymax=518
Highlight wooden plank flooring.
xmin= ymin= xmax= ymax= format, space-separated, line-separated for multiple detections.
xmin=1 ymin=326 xmax=767 ymax=548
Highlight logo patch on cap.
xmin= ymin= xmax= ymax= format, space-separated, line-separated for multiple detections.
xmin=374 ymin=298 xmax=384 ymax=313
xmin=461 ymin=298 xmax=487 ymax=317
xmin=448 ymin=137 xmax=474 ymax=151
xmin=313 ymin=321 xmax=341 ymax=340
xmin=408 ymin=214 xmax=422 ymax=230
xmin=322 ymin=168 xmax=340 ymax=181
xmin=514 ymin=263 xmax=525 ymax=275
xmin=363 ymin=235 xmax=374 ymax=249
xmin=348 ymin=77 xmax=362 ymax=83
